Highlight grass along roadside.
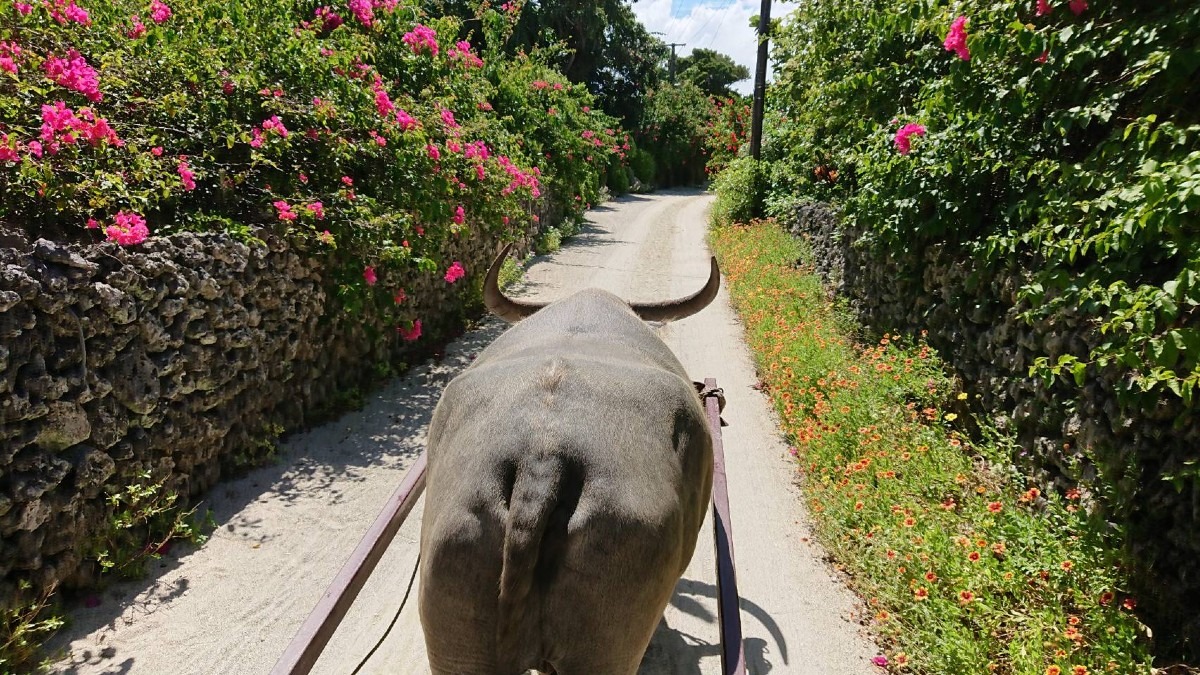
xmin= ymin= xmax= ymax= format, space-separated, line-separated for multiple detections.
xmin=708 ymin=220 xmax=1154 ymax=675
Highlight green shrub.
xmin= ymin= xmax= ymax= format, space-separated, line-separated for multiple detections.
xmin=710 ymin=157 xmax=763 ymax=224
xmin=761 ymin=0 xmax=1200 ymax=659
xmin=767 ymin=1 xmax=1200 ymax=408
xmin=605 ymin=155 xmax=631 ymax=195
xmin=628 ymin=146 xmax=657 ymax=185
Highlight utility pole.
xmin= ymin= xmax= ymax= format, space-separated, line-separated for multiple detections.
xmin=749 ymin=0 xmax=772 ymax=160
xmin=665 ymin=42 xmax=686 ymax=84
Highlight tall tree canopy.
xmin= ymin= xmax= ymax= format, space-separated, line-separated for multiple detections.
xmin=423 ymin=0 xmax=668 ymax=127
xmin=677 ymin=48 xmax=750 ymax=98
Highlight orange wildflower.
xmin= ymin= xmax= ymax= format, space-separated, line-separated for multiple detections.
xmin=958 ymin=590 xmax=975 ymax=605
xmin=1046 ymin=667 xmax=1062 ymax=675
xmin=987 ymin=501 xmax=1003 ymax=513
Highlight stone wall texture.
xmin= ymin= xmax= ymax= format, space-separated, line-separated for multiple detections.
xmin=785 ymin=202 xmax=1200 ymax=658
xmin=0 ymin=218 xmax=538 ymax=611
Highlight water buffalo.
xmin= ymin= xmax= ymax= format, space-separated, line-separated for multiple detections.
xmin=418 ymin=244 xmax=720 ymax=674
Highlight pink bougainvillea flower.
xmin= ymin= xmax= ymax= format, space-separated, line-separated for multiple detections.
xmin=43 ymin=50 xmax=103 ymax=101
xmin=403 ymin=24 xmax=439 ymax=55
xmin=74 ymin=108 xmax=122 ymax=147
xmin=177 ymin=160 xmax=195 ymax=190
xmin=453 ymin=205 xmax=465 ymax=225
xmin=26 ymin=140 xmax=42 ymax=158
xmin=0 ymin=134 xmax=18 ymax=162
xmin=151 ymin=145 xmax=163 ymax=156
xmin=399 ymin=319 xmax=422 ymax=341
xmin=348 ymin=0 xmax=373 ymax=26
xmin=105 ymin=211 xmax=150 ymax=246
xmin=395 ymin=108 xmax=417 ymax=131
xmin=1035 ymin=0 xmax=1053 ymax=16
xmin=13 ymin=2 xmax=33 ymax=15
xmin=261 ymin=115 xmax=289 ymax=138
xmin=306 ymin=201 xmax=324 ymax=219
xmin=450 ymin=40 xmax=483 ymax=68
xmin=341 ymin=175 xmax=354 ymax=186
xmin=273 ymin=200 xmax=297 ymax=222
xmin=1068 ymin=0 xmax=1086 ymax=15
xmin=893 ymin=123 xmax=926 ymax=155
xmin=0 ymin=41 xmax=21 ymax=75
xmin=149 ymin=0 xmax=171 ymax=23
xmin=126 ymin=14 xmax=146 ymax=38
xmin=427 ymin=144 xmax=441 ymax=160
xmin=444 ymin=261 xmax=465 ymax=284
xmin=372 ymin=77 xmax=394 ymax=117
xmin=440 ymin=108 xmax=459 ymax=129
xmin=363 ymin=265 xmax=377 ymax=286
xmin=464 ymin=140 xmax=490 ymax=161
xmin=314 ymin=6 xmax=343 ymax=32
xmin=317 ymin=229 xmax=335 ymax=245
xmin=85 ymin=217 xmax=100 ymax=229
xmin=394 ymin=288 xmax=407 ymax=304
xmin=43 ymin=0 xmax=90 ymax=25
xmin=444 ymin=261 xmax=465 ymax=282
xmin=871 ymin=655 xmax=888 ymax=668
xmin=943 ymin=15 xmax=970 ymax=61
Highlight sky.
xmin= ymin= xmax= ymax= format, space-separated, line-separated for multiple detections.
xmin=630 ymin=0 xmax=801 ymax=95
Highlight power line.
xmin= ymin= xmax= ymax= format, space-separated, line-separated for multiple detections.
xmin=686 ymin=0 xmax=738 ymax=48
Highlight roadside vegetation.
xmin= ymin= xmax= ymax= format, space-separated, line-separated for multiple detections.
xmin=709 ymin=220 xmax=1154 ymax=675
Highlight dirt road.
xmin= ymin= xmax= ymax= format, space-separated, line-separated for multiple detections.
xmin=49 ymin=190 xmax=879 ymax=674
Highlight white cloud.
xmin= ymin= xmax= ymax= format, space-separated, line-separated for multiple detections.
xmin=631 ymin=0 xmax=800 ymax=95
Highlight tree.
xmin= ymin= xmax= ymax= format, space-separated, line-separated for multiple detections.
xmin=677 ymin=48 xmax=750 ymax=98
xmin=424 ymin=0 xmax=668 ymax=128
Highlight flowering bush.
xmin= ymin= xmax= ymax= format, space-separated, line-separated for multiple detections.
xmin=762 ymin=0 xmax=1200 ymax=660
xmin=636 ymin=82 xmax=713 ymax=187
xmin=0 ymin=0 xmax=622 ymax=332
xmin=702 ymin=95 xmax=751 ymax=176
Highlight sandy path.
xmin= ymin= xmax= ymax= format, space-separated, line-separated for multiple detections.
xmin=48 ymin=189 xmax=878 ymax=675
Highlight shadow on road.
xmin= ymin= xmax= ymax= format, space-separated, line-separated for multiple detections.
xmin=46 ymin=321 xmax=508 ymax=673
xmin=640 ymin=576 xmax=787 ymax=674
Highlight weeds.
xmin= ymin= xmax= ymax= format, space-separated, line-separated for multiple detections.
xmin=86 ymin=472 xmax=209 ymax=580
xmin=0 ymin=582 xmax=62 ymax=674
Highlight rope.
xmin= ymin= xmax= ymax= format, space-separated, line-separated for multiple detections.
xmin=350 ymin=552 xmax=420 ymax=675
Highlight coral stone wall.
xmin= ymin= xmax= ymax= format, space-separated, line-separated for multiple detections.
xmin=785 ymin=202 xmax=1200 ymax=654
xmin=0 ymin=222 xmax=534 ymax=607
